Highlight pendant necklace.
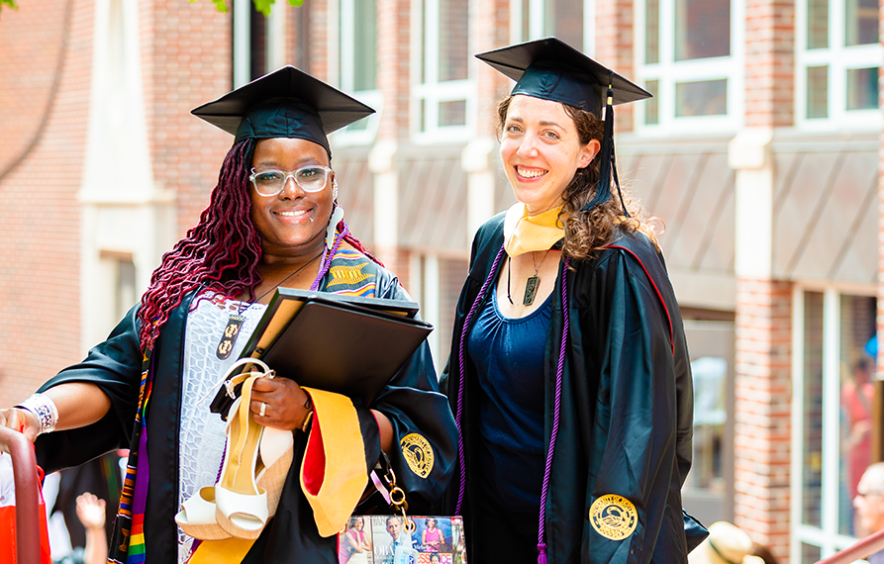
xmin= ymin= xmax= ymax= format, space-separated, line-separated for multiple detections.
xmin=507 ymin=250 xmax=552 ymax=307
xmin=216 ymin=249 xmax=324 ymax=359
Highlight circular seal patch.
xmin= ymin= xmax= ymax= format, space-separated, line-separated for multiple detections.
xmin=399 ymin=433 xmax=434 ymax=479
xmin=589 ymin=495 xmax=638 ymax=541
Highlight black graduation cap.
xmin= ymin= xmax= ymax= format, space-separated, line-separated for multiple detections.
xmin=476 ymin=38 xmax=651 ymax=214
xmin=191 ymin=65 xmax=375 ymax=155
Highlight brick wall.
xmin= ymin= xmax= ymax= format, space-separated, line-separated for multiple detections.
xmin=733 ymin=278 xmax=793 ymax=563
xmin=474 ymin=0 xmax=511 ymax=138
xmin=595 ymin=0 xmax=635 ymax=132
xmin=376 ymin=0 xmax=410 ymax=140
xmin=141 ymin=0 xmax=232 ymax=238
xmin=745 ymin=0 xmax=795 ymax=126
xmin=0 ymin=0 xmax=94 ymax=407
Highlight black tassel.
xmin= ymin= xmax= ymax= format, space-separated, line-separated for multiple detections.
xmin=581 ymin=70 xmax=620 ymax=214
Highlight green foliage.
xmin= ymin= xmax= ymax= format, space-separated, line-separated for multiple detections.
xmin=0 ymin=0 xmax=19 ymax=13
xmin=190 ymin=0 xmax=303 ymax=15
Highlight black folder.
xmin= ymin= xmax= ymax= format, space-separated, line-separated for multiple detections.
xmin=210 ymin=288 xmax=433 ymax=415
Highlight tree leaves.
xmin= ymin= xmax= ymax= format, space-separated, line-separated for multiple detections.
xmin=190 ymin=0 xmax=304 ymax=15
xmin=0 ymin=0 xmax=18 ymax=13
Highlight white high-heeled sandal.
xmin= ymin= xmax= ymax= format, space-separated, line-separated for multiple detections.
xmin=178 ymin=359 xmax=293 ymax=541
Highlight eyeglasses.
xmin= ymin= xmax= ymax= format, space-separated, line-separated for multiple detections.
xmin=249 ymin=165 xmax=332 ymax=196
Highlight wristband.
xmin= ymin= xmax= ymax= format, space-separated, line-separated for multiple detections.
xmin=15 ymin=393 xmax=59 ymax=435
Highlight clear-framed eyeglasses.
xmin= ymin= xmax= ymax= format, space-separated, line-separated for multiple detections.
xmin=249 ymin=165 xmax=333 ymax=196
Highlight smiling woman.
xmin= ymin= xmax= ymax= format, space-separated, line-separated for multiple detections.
xmin=441 ymin=38 xmax=707 ymax=563
xmin=0 ymin=66 xmax=458 ymax=564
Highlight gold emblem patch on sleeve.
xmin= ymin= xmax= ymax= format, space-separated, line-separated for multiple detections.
xmin=400 ymin=433 xmax=434 ymax=479
xmin=589 ymin=494 xmax=638 ymax=541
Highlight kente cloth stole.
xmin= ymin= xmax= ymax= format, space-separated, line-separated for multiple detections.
xmin=323 ymin=247 xmax=378 ymax=297
xmin=108 ymin=354 xmax=153 ymax=564
xmin=110 ymin=244 xmax=378 ymax=563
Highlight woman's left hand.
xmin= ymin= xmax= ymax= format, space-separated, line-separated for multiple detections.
xmin=250 ymin=377 xmax=311 ymax=431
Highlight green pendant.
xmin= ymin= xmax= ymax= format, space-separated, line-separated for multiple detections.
xmin=523 ymin=275 xmax=539 ymax=306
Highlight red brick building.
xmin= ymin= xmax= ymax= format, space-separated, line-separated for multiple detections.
xmin=1 ymin=0 xmax=881 ymax=561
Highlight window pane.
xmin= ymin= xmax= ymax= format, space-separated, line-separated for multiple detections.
xmin=520 ymin=0 xmax=530 ymax=41
xmin=802 ymin=292 xmax=824 ymax=529
xmin=839 ymin=295 xmax=876 ymax=537
xmin=674 ymin=0 xmax=730 ymax=60
xmin=807 ymin=65 xmax=829 ymax=119
xmin=808 ymin=0 xmax=829 ymax=48
xmin=439 ymin=0 xmax=470 ymax=82
xmin=646 ymin=0 xmax=660 ymax=64
xmin=353 ymin=0 xmax=377 ymax=91
xmin=675 ymin=79 xmax=727 ymax=116
xmin=687 ymin=357 xmax=727 ymax=491
xmin=845 ymin=0 xmax=878 ymax=45
xmin=645 ymin=79 xmax=660 ymax=124
xmin=801 ymin=543 xmax=822 ymax=564
xmin=545 ymin=0 xmax=583 ymax=50
xmin=419 ymin=98 xmax=428 ymax=132
xmin=439 ymin=100 xmax=467 ymax=126
xmin=847 ymin=67 xmax=879 ymax=110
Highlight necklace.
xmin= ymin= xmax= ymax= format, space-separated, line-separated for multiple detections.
xmin=216 ymin=250 xmax=324 ymax=359
xmin=506 ymin=250 xmax=552 ymax=306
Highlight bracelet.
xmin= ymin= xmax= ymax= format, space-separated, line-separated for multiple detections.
xmin=300 ymin=409 xmax=314 ymax=433
xmin=15 ymin=393 xmax=59 ymax=435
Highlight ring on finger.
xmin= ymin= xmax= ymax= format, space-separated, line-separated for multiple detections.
xmin=259 ymin=402 xmax=267 ymax=417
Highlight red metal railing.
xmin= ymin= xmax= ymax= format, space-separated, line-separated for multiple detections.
xmin=0 ymin=426 xmax=42 ymax=564
xmin=815 ymin=528 xmax=884 ymax=564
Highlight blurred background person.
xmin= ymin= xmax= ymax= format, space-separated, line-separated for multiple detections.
xmin=853 ymin=463 xmax=884 ymax=563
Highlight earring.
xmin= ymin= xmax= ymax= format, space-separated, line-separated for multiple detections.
xmin=333 ymin=179 xmax=339 ymax=201
xmin=326 ymin=205 xmax=345 ymax=249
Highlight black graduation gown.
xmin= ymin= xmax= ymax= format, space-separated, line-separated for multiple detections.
xmin=35 ymin=259 xmax=458 ymax=563
xmin=441 ymin=213 xmax=707 ymax=563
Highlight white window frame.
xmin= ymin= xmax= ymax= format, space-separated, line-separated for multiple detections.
xmin=509 ymin=0 xmax=596 ymax=56
xmin=795 ymin=0 xmax=882 ymax=131
xmin=327 ymin=0 xmax=383 ymax=147
xmin=790 ymin=283 xmax=877 ymax=560
xmin=634 ymin=0 xmax=745 ymax=135
xmin=411 ymin=0 xmax=476 ymax=143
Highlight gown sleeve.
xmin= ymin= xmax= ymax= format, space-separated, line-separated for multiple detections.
xmin=577 ymin=246 xmax=684 ymax=563
xmin=366 ymin=274 xmax=459 ymax=512
xmin=34 ymin=305 xmax=144 ymax=473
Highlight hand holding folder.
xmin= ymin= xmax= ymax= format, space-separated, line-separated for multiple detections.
xmin=210 ymin=288 xmax=433 ymax=416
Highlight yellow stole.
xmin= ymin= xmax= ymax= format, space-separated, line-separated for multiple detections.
xmin=503 ymin=203 xmax=566 ymax=257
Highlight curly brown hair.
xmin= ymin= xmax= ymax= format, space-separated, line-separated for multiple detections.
xmin=496 ymin=95 xmax=657 ymax=262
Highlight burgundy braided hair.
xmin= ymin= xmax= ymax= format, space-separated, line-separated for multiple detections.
xmin=137 ymin=138 xmax=381 ymax=351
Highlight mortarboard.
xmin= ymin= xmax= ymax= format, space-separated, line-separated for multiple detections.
xmin=191 ymin=65 xmax=375 ymax=155
xmin=476 ymin=38 xmax=651 ymax=214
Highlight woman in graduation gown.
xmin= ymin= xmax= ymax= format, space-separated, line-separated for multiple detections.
xmin=0 ymin=67 xmax=457 ymax=564
xmin=441 ymin=39 xmax=706 ymax=563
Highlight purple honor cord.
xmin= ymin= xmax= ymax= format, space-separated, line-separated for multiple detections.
xmin=454 ymin=246 xmax=570 ymax=564
xmin=311 ymin=221 xmax=348 ymax=291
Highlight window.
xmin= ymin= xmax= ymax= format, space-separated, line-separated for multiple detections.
xmin=635 ymin=0 xmax=743 ymax=132
xmin=233 ymin=1 xmax=286 ymax=88
xmin=792 ymin=288 xmax=878 ymax=561
xmin=796 ymin=0 xmax=882 ymax=128
xmin=510 ymin=0 xmax=592 ymax=53
xmin=413 ymin=0 xmax=474 ymax=140
xmin=329 ymin=0 xmax=382 ymax=145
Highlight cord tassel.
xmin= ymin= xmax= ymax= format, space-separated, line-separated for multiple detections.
xmin=537 ymin=543 xmax=548 ymax=564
